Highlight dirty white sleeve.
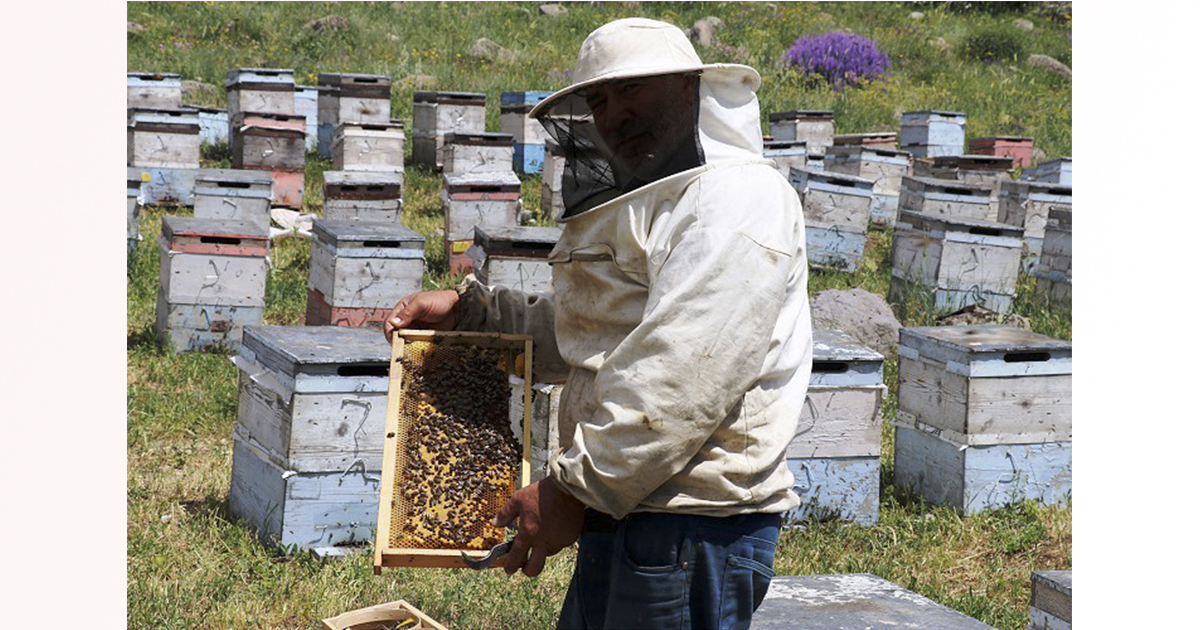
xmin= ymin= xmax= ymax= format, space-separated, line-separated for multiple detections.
xmin=454 ymin=274 xmax=570 ymax=383
xmin=549 ymin=187 xmax=793 ymax=518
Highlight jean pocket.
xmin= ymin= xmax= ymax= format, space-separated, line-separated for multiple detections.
xmin=718 ymin=552 xmax=777 ymax=629
xmin=620 ymin=515 xmax=682 ymax=574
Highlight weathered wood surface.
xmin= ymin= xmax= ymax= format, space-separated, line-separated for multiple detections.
xmin=324 ymin=198 xmax=403 ymax=223
xmin=969 ymin=136 xmax=1033 ymax=167
xmin=833 ymin=132 xmax=897 ymax=150
xmin=293 ymin=85 xmax=320 ymax=151
xmin=474 ymin=225 xmax=562 ymax=253
xmin=324 ymin=169 xmax=404 ymax=196
xmin=162 ymin=215 xmax=269 ymax=242
xmin=229 ymin=433 xmax=380 ymax=555
xmin=1031 ymin=570 xmax=1072 ymax=625
xmin=443 ymin=196 xmax=522 ymax=241
xmin=312 ymin=219 xmax=425 ymax=251
xmin=997 ymin=180 xmax=1072 ymax=248
xmin=767 ymin=111 xmax=834 ymax=146
xmin=156 ymin=292 xmax=263 ymax=353
xmin=475 ymin=256 xmax=555 ymax=294
xmin=127 ymin=123 xmax=201 ymax=169
xmin=332 ymin=122 xmax=406 ymax=172
xmin=900 ymin=175 xmax=995 ymax=221
xmin=529 ymin=383 xmax=563 ymax=483
xmin=789 ymin=386 xmax=884 ymax=458
xmin=889 ymin=277 xmax=1015 ymax=315
xmin=1030 ymin=608 xmax=1071 ymax=630
xmin=232 ymin=114 xmax=307 ymax=170
xmin=193 ymin=188 xmax=272 ymax=229
xmin=890 ymin=213 xmax=1022 ymax=305
xmin=1022 ymin=157 xmax=1072 ymax=186
xmin=159 ymin=244 xmax=268 ymax=307
xmin=811 ymin=329 xmax=885 ymax=386
xmin=807 ymin=226 xmax=867 ymax=272
xmin=899 ymin=325 xmax=1072 ymax=377
xmin=411 ymin=92 xmax=487 ymax=168
xmin=870 ymin=192 xmax=899 ymax=228
xmin=128 ymin=72 xmax=182 ymax=109
xmin=308 ymin=241 xmax=424 ymax=308
xmin=900 ymin=110 xmax=966 ymax=147
xmin=893 ymin=423 xmax=1072 ymax=514
xmin=137 ymin=166 xmax=197 ymax=205
xmin=240 ymin=324 xmax=391 ymax=378
xmin=442 ymin=132 xmax=516 ymax=175
xmin=751 ymin=574 xmax=999 ymax=630
xmin=195 ymin=168 xmax=274 ymax=189
xmin=793 ymin=169 xmax=874 ymax=233
xmin=904 ymin=143 xmax=963 ymax=158
xmin=784 ymin=456 xmax=879 ymax=526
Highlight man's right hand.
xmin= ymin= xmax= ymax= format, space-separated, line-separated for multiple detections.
xmin=383 ymin=290 xmax=460 ymax=341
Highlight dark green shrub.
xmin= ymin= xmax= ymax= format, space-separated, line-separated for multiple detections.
xmin=960 ymin=26 xmax=1027 ymax=62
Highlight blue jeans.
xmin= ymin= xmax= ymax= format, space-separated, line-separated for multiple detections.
xmin=557 ymin=510 xmax=781 ymax=630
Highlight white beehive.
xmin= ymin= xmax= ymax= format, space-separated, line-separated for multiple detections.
xmin=127 ymin=72 xmax=182 ymax=109
xmin=763 ymin=140 xmax=815 ymax=180
xmin=912 ymin=154 xmax=1015 ymax=212
xmin=467 ymin=225 xmax=562 ymax=294
xmin=789 ymin=167 xmax=874 ymax=271
xmin=824 ymin=145 xmax=912 ymax=228
xmin=996 ymin=180 xmax=1072 ymax=269
xmin=332 ymin=120 xmax=406 ymax=173
xmin=768 ymin=110 xmax=834 ymax=147
xmin=540 ymin=139 xmax=567 ymax=221
xmin=889 ymin=211 xmax=1024 ymax=314
xmin=900 ymin=110 xmax=966 ymax=157
xmin=442 ymin=132 xmax=515 ymax=175
xmin=411 ymin=91 xmax=487 ymax=169
xmin=322 ymin=170 xmax=404 ymax=223
xmin=899 ymin=175 xmax=995 ymax=222
xmin=894 ymin=325 xmax=1072 ymax=514
xmin=127 ymin=108 xmax=201 ymax=169
xmin=317 ymin=73 xmax=393 ymax=157
xmin=1033 ymin=206 xmax=1072 ymax=306
xmin=230 ymin=111 xmax=307 ymax=171
xmin=442 ymin=171 xmax=522 ymax=275
xmin=192 ymin=169 xmax=275 ymax=230
xmin=225 ymin=67 xmax=296 ymax=138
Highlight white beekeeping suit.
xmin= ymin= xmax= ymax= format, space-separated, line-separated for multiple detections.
xmin=455 ymin=17 xmax=813 ymax=520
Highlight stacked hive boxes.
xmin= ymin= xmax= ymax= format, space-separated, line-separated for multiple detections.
xmin=900 ymin=110 xmax=965 ymax=158
xmin=192 ymin=169 xmax=275 ymax=230
xmin=996 ymin=180 xmax=1072 ymax=270
xmin=1032 ymin=206 xmax=1072 ymax=306
xmin=899 ymin=175 xmax=995 ymax=222
xmin=789 ymin=167 xmax=875 ymax=271
xmin=127 ymin=168 xmax=142 ymax=259
xmin=442 ymin=171 xmax=523 ymax=274
xmin=501 ymin=91 xmax=554 ymax=174
xmin=824 ymin=145 xmax=912 ymax=228
xmin=768 ymin=110 xmax=834 ymax=148
xmin=1023 ymin=157 xmax=1072 ymax=185
xmin=332 ymin=121 xmax=406 ymax=173
xmin=305 ymin=220 xmax=426 ymax=329
xmin=318 ymin=73 xmax=393 ymax=158
xmin=1030 ymin=571 xmax=1072 ymax=630
xmin=127 ymin=108 xmax=201 ymax=205
xmin=323 ymin=171 xmax=404 ymax=223
xmin=229 ymin=326 xmax=391 ymax=556
xmin=784 ymin=330 xmax=885 ymax=527
xmin=763 ymin=139 xmax=815 ymax=179
xmin=412 ymin=91 xmax=486 ymax=169
xmin=294 ymin=85 xmax=319 ymax=152
xmin=230 ymin=111 xmax=307 ymax=209
xmin=442 ymin=132 xmax=515 ymax=175
xmin=912 ymin=154 xmax=1015 ymax=214
xmin=890 ymin=211 xmax=1023 ymax=314
xmin=893 ymin=326 xmax=1072 ymax=515
xmin=969 ymin=136 xmax=1034 ymax=167
xmin=225 ymin=67 xmax=295 ymax=135
xmin=181 ymin=104 xmax=230 ymax=148
xmin=467 ymin=226 xmax=562 ymax=294
xmin=156 ymin=216 xmax=268 ymax=352
xmin=541 ymin=139 xmax=567 ymax=221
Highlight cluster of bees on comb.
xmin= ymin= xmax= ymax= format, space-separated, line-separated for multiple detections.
xmin=392 ymin=342 xmax=520 ymax=550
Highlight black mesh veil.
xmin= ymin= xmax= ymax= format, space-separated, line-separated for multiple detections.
xmin=535 ymin=75 xmax=705 ymax=219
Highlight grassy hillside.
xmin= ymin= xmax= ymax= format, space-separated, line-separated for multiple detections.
xmin=127 ymin=3 xmax=1071 ymax=629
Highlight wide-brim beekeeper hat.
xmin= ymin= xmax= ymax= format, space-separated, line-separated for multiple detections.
xmin=529 ymin=17 xmax=761 ymax=119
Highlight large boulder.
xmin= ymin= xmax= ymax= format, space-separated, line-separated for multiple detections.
xmin=468 ymin=37 xmax=516 ymax=64
xmin=1028 ymin=54 xmax=1071 ymax=78
xmin=127 ymin=21 xmax=145 ymax=34
xmin=539 ymin=3 xmax=567 ymax=16
xmin=690 ymin=20 xmax=716 ymax=49
xmin=810 ymin=288 xmax=902 ymax=357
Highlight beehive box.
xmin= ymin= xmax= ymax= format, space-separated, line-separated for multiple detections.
xmin=374 ymin=330 xmax=533 ymax=571
xmin=192 ymin=169 xmax=275 ymax=229
xmin=412 ymin=91 xmax=487 ymax=169
xmin=1030 ymin=571 xmax=1072 ymax=630
xmin=318 ymin=73 xmax=393 ymax=157
xmin=1023 ymin=157 xmax=1072 ymax=186
xmin=442 ymin=132 xmax=515 ymax=176
xmin=180 ymin=104 xmax=229 ymax=147
xmin=322 ymin=599 xmax=448 ymax=630
xmin=889 ymin=211 xmax=1023 ymax=314
xmin=127 ymin=168 xmax=142 ymax=257
xmin=768 ymin=110 xmax=834 ymax=147
xmin=789 ymin=167 xmax=874 ymax=271
xmin=900 ymin=110 xmax=966 ymax=158
xmin=266 ymin=170 xmax=305 ymax=210
xmin=156 ymin=216 xmax=268 ymax=352
xmin=752 ymin=574 xmax=1000 ymax=630
xmin=332 ymin=120 xmax=406 ymax=173
xmin=833 ymin=132 xmax=898 ymax=151
xmin=306 ymin=220 xmax=426 ymax=329
xmin=893 ymin=325 xmax=1072 ymax=514
xmin=763 ymin=140 xmax=814 ymax=180
xmin=912 ymin=154 xmax=1015 ymax=209
xmin=442 ymin=171 xmax=522 ymax=274
xmin=127 ymin=72 xmax=181 ymax=109
xmin=501 ymin=91 xmax=554 ymax=174
xmin=824 ymin=145 xmax=912 ymax=228
xmin=1033 ymin=207 xmax=1072 ymax=306
xmin=541 ymin=139 xmax=567 ymax=221
xmin=899 ymin=175 xmax=996 ymax=222
xmin=969 ymin=136 xmax=1034 ymax=167
xmin=996 ymin=180 xmax=1072 ymax=269
xmin=136 ymin=166 xmax=197 ymax=206
xmin=127 ymin=108 xmax=201 ymax=169
xmin=784 ymin=330 xmax=885 ymax=527
xmin=294 ymin=85 xmax=319 ymax=152
xmin=225 ymin=67 xmax=296 ymax=137
xmin=323 ymin=170 xmax=404 ymax=223
xmin=467 ymin=225 xmax=562 ymax=293
xmin=230 ymin=112 xmax=307 ymax=170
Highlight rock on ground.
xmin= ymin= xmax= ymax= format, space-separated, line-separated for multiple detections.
xmin=935 ymin=304 xmax=1031 ymax=330
xmin=910 ymin=11 xmax=924 ymax=20
xmin=928 ymin=37 xmax=951 ymax=53
xmin=1028 ymin=54 xmax=1071 ymax=78
xmin=308 ymin=15 xmax=348 ymax=32
xmin=128 ymin=21 xmax=145 ymax=33
xmin=1013 ymin=18 xmax=1034 ymax=31
xmin=810 ymin=288 xmax=902 ymax=357
xmin=468 ymin=37 xmax=516 ymax=64
xmin=539 ymin=3 xmax=567 ymax=16
xmin=690 ymin=20 xmax=716 ymax=48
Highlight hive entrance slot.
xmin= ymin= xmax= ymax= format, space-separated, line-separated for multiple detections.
xmin=812 ymin=361 xmax=849 ymax=374
xmin=223 ymin=182 xmax=251 ymax=189
xmin=363 ymin=240 xmax=401 ymax=248
xmin=968 ymin=226 xmax=1003 ymax=236
xmin=945 ymin=187 xmax=973 ymax=195
xmin=1003 ymin=352 xmax=1050 ymax=363
xmin=338 ymin=364 xmax=390 ymax=377
xmin=200 ymin=236 xmax=241 ymax=245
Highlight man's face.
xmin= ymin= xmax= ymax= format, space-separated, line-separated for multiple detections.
xmin=583 ymin=73 xmax=698 ymax=182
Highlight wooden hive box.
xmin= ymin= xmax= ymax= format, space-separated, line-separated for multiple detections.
xmin=899 ymin=175 xmax=996 ymax=222
xmin=899 ymin=110 xmax=966 ymax=158
xmin=768 ymin=110 xmax=834 ymax=147
xmin=442 ymin=132 xmax=515 ymax=176
xmin=529 ymin=383 xmax=564 ymax=483
xmin=1022 ymin=157 xmax=1072 ymax=186
xmin=135 ymin=166 xmax=197 ymax=206
xmin=1033 ymin=206 xmax=1072 ymax=306
xmin=894 ymin=325 xmax=1072 ymax=514
xmin=127 ymin=108 xmax=201 ymax=169
xmin=824 ymin=145 xmax=912 ymax=228
xmin=127 ymin=168 xmax=142 ymax=257
xmin=192 ymin=168 xmax=275 ymax=230
xmin=752 ymin=574 xmax=1000 ymax=630
xmin=375 ymin=330 xmax=533 ymax=571
xmin=784 ymin=330 xmax=885 ymax=527
xmin=156 ymin=216 xmax=268 ymax=352
xmin=317 ymin=72 xmax=393 ymax=157
xmin=411 ymin=91 xmax=487 ymax=169
xmin=788 ymin=167 xmax=874 ymax=271
xmin=997 ymin=180 xmax=1072 ymax=269
xmin=332 ymin=120 xmax=406 ymax=173
xmin=323 ymin=170 xmax=405 ymax=223
xmin=180 ymin=104 xmax=229 ymax=147
xmin=306 ymin=219 xmax=426 ymax=329
xmin=912 ymin=154 xmax=1015 ymax=212
xmin=229 ymin=325 xmax=391 ymax=556
xmin=294 ymin=85 xmax=319 ymax=152
xmin=322 ymin=598 xmax=448 ymax=630
xmin=500 ymin=91 xmax=554 ymax=174
xmin=969 ymin=136 xmax=1034 ymax=167
xmin=442 ymin=171 xmax=522 ymax=274
xmin=763 ymin=139 xmax=815 ymax=180
xmin=540 ymin=139 xmax=567 ymax=221
xmin=889 ymin=211 xmax=1024 ymax=314
xmin=127 ymin=72 xmax=181 ymax=109
xmin=467 ymin=225 xmax=562 ymax=293
xmin=833 ymin=131 xmax=898 ymax=151
xmin=230 ymin=111 xmax=307 ymax=170
xmin=1030 ymin=570 xmax=1072 ymax=630
xmin=224 ymin=67 xmax=296 ymax=138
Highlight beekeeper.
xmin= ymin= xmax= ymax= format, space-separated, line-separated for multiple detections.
xmin=385 ymin=17 xmax=812 ymax=629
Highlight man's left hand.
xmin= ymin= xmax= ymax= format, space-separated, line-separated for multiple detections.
xmin=492 ymin=478 xmax=587 ymax=577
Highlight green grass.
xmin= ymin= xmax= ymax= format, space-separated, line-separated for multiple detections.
xmin=128 ymin=3 xmax=1070 ymax=628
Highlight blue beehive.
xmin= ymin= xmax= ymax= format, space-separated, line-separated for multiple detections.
xmin=181 ymin=104 xmax=230 ymax=147
xmin=789 ymin=167 xmax=875 ymax=271
xmin=295 ymin=85 xmax=320 ymax=152
xmin=1022 ymin=157 xmax=1072 ymax=186
xmin=900 ymin=110 xmax=966 ymax=158
xmin=500 ymin=91 xmax=554 ymax=174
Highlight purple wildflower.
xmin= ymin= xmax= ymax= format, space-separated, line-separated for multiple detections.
xmin=785 ymin=32 xmax=891 ymax=89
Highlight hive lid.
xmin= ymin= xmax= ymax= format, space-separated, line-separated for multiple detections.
xmin=324 ymin=170 xmax=405 ymax=187
xmin=224 ymin=67 xmax=295 ymax=87
xmin=900 ymin=325 xmax=1071 ymax=377
xmin=999 ymin=179 xmax=1072 ymax=197
xmin=161 ymin=216 xmax=269 ymax=241
xmin=179 ymin=103 xmax=227 ymax=115
xmin=789 ymin=166 xmax=874 ymax=189
xmin=903 ymin=175 xmax=994 ymax=194
xmin=241 ymin=325 xmax=392 ymax=379
xmin=336 ymin=120 xmax=407 ymax=134
xmin=826 ymin=145 xmax=911 ymax=159
xmin=128 ymin=71 xmax=181 ymax=80
xmin=312 ymin=219 xmax=425 ymax=247
xmin=768 ymin=110 xmax=834 ymax=121
xmin=127 ymin=108 xmax=201 ymax=125
xmin=970 ymin=135 xmax=1033 ymax=142
xmin=812 ymin=330 xmax=884 ymax=364
xmin=474 ymin=225 xmax=563 ymax=251
xmin=1032 ymin=157 xmax=1072 ymax=169
xmin=500 ymin=91 xmax=554 ymax=108
xmin=833 ymin=132 xmax=897 ymax=144
xmin=443 ymin=171 xmax=521 ymax=190
xmin=232 ymin=111 xmax=307 ymax=128
xmin=901 ymin=109 xmax=967 ymax=119
xmin=194 ymin=168 xmax=274 ymax=187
